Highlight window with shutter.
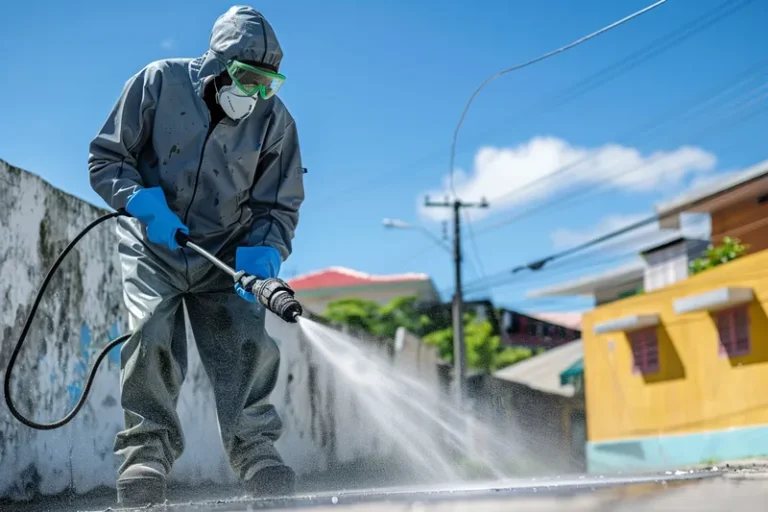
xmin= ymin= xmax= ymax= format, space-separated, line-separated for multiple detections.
xmin=716 ymin=305 xmax=751 ymax=357
xmin=629 ymin=327 xmax=659 ymax=374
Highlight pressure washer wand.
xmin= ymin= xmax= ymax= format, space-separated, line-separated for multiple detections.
xmin=175 ymin=232 xmax=303 ymax=323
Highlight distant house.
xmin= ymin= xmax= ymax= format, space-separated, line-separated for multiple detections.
xmin=497 ymin=309 xmax=581 ymax=349
xmin=417 ymin=301 xmax=581 ymax=351
xmin=287 ymin=266 xmax=440 ymax=316
xmin=531 ymin=312 xmax=583 ymax=331
xmin=656 ymin=158 xmax=768 ymax=254
xmin=638 ymin=235 xmax=709 ymax=292
xmin=526 ymin=261 xmax=646 ymax=306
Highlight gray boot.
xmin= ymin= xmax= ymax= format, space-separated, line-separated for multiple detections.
xmin=243 ymin=464 xmax=297 ymax=498
xmin=116 ymin=461 xmax=167 ymax=507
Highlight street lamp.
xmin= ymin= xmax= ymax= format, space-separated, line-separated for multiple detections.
xmin=382 ymin=218 xmax=451 ymax=253
xmin=382 ymin=218 xmax=411 ymax=229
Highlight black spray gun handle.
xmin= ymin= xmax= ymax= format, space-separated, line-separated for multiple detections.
xmin=174 ymin=231 xmax=303 ymax=323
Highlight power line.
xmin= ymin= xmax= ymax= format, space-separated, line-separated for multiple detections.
xmin=463 ymin=209 xmax=489 ymax=294
xmin=471 ymin=69 xmax=768 ymax=236
xmin=516 ymin=255 xmax=768 ymax=312
xmin=488 ymin=264 xmax=768 ymax=305
xmin=392 ymin=61 xmax=767 ymax=269
xmin=312 ymin=0 xmax=753 ymax=216
xmin=448 ymin=0 xmax=672 ymax=196
xmin=406 ymin=76 xmax=767 ymax=283
xmin=475 ymin=58 xmax=768 ymax=225
xmin=323 ymin=0 xmax=688 ymax=206
xmin=456 ymin=118 xmax=768 ymax=293
xmin=458 ymin=224 xmax=668 ymax=295
xmin=466 ymin=249 xmax=648 ymax=297
xmin=463 ymin=198 xmax=768 ymax=297
xmin=458 ymin=215 xmax=706 ymax=295
xmin=390 ymin=223 xmax=484 ymax=283
xmin=480 ymin=99 xmax=768 ymax=238
xmin=448 ymin=0 xmax=754 ymax=171
xmin=376 ymin=0 xmax=754 ymax=286
xmin=523 ymin=0 xmax=754 ymax=117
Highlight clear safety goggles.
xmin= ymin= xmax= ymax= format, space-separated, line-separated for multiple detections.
xmin=226 ymin=60 xmax=285 ymax=99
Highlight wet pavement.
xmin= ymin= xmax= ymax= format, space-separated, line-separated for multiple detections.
xmin=7 ymin=462 xmax=768 ymax=512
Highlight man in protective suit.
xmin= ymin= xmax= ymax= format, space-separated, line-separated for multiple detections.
xmin=88 ymin=5 xmax=305 ymax=507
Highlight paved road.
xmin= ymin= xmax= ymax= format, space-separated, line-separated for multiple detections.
xmin=9 ymin=462 xmax=768 ymax=512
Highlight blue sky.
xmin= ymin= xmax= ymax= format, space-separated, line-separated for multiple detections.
xmin=1 ymin=0 xmax=767 ymax=316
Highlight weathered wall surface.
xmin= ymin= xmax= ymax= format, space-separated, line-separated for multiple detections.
xmin=0 ymin=159 xmax=132 ymax=500
xmin=0 ymin=160 xmax=416 ymax=501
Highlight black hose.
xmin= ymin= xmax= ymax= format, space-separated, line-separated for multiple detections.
xmin=3 ymin=210 xmax=131 ymax=430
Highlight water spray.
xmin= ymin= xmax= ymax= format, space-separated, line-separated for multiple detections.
xmin=3 ymin=209 xmax=302 ymax=431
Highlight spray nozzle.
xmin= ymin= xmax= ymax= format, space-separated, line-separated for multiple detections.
xmin=243 ymin=276 xmax=303 ymax=323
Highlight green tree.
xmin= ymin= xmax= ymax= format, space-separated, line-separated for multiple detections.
xmin=322 ymin=295 xmax=434 ymax=338
xmin=689 ymin=236 xmax=749 ymax=275
xmin=322 ymin=297 xmax=381 ymax=333
xmin=377 ymin=295 xmax=434 ymax=338
xmin=322 ymin=296 xmax=536 ymax=373
xmin=423 ymin=312 xmax=534 ymax=373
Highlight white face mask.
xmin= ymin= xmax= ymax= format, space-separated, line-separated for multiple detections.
xmin=216 ymin=82 xmax=257 ymax=121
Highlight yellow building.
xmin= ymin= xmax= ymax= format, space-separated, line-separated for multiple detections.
xmin=583 ymin=159 xmax=768 ymax=472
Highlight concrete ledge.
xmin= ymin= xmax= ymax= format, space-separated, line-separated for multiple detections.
xmin=593 ymin=314 xmax=660 ymax=335
xmin=587 ymin=424 xmax=768 ymax=474
xmin=673 ymin=287 xmax=754 ymax=315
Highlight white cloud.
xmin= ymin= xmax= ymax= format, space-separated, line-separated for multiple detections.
xmin=418 ymin=136 xmax=717 ymax=222
xmin=160 ymin=38 xmax=176 ymax=50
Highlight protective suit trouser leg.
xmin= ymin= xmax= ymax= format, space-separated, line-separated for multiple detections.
xmin=185 ymin=287 xmax=286 ymax=481
xmin=113 ymin=242 xmax=188 ymax=475
xmin=113 ymin=237 xmax=289 ymax=485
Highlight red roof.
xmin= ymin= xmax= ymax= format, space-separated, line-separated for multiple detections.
xmin=287 ymin=267 xmax=431 ymax=291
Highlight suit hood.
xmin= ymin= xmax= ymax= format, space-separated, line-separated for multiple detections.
xmin=190 ymin=5 xmax=283 ymax=95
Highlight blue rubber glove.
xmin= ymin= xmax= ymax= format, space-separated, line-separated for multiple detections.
xmin=234 ymin=246 xmax=282 ymax=302
xmin=125 ymin=187 xmax=189 ymax=251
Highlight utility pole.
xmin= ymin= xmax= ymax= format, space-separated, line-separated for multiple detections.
xmin=424 ymin=196 xmax=489 ymax=409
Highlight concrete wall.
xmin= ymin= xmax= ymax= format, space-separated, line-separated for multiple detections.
xmin=0 ymin=160 xmax=434 ymax=501
xmin=478 ymin=377 xmax=586 ymax=474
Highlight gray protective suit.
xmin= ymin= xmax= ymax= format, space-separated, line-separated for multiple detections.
xmin=87 ymin=6 xmax=304 ymax=483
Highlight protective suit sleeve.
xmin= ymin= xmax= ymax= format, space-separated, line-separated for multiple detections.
xmin=88 ymin=65 xmax=162 ymax=211
xmin=247 ymin=119 xmax=305 ymax=262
